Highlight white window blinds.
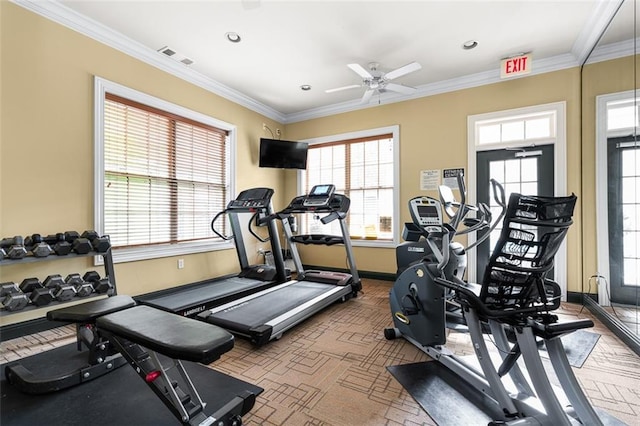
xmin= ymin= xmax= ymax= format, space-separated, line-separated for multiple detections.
xmin=303 ymin=134 xmax=394 ymax=241
xmin=103 ymin=93 xmax=228 ymax=248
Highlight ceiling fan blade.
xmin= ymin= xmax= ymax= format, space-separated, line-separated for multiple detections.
xmin=384 ymin=62 xmax=422 ymax=81
xmin=348 ymin=63 xmax=374 ymax=79
xmin=385 ymin=83 xmax=417 ymax=94
xmin=325 ymin=84 xmax=361 ymax=94
xmin=361 ymin=89 xmax=375 ymax=104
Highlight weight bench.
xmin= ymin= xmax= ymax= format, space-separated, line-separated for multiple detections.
xmin=6 ymin=297 xmax=257 ymax=425
xmin=5 ymin=295 xmax=136 ymax=394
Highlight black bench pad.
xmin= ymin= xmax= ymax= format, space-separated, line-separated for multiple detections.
xmin=47 ymin=295 xmax=136 ymax=323
xmin=96 ymin=305 xmax=234 ymax=365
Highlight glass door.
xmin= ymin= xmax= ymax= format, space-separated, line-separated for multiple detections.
xmin=476 ymin=145 xmax=554 ymax=280
xmin=608 ymin=135 xmax=640 ymax=305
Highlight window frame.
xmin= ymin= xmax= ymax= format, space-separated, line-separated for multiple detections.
xmin=297 ymin=125 xmax=400 ymax=248
xmin=94 ymin=76 xmax=236 ymax=264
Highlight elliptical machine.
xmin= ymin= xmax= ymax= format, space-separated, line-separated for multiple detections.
xmin=385 ymin=174 xmax=616 ymax=426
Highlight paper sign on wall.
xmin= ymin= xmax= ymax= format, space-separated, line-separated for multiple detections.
xmin=420 ymin=170 xmax=440 ymax=191
xmin=443 ymin=168 xmax=464 ymax=189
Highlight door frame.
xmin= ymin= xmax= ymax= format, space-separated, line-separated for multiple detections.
xmin=596 ymin=90 xmax=638 ymax=306
xmin=467 ymin=101 xmax=568 ymax=299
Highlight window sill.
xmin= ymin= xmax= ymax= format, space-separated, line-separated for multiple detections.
xmin=95 ymin=239 xmax=234 ymax=265
xmin=350 ymin=239 xmax=396 ymax=248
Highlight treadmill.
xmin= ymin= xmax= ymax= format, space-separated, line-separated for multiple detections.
xmin=136 ymin=188 xmax=289 ymax=317
xmin=198 ymin=184 xmax=362 ymax=346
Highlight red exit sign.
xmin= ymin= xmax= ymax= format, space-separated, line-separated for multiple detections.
xmin=500 ymin=54 xmax=532 ymax=78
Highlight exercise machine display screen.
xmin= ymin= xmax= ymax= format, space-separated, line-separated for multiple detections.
xmin=228 ymin=187 xmax=274 ymax=209
xmin=417 ymin=205 xmax=439 ymax=218
xmin=408 ymin=197 xmax=443 ymax=233
xmin=303 ymin=184 xmax=336 ymax=207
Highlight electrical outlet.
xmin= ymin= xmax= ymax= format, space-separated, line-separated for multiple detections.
xmin=177 ymin=259 xmax=184 ymax=269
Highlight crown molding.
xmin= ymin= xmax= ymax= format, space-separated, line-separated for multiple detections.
xmin=12 ymin=0 xmax=635 ymax=126
xmin=571 ymin=0 xmax=625 ymax=65
xmin=11 ymin=0 xmax=287 ymax=123
xmin=585 ymin=37 xmax=638 ymax=65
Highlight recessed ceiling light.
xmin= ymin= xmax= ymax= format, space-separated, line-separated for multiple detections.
xmin=225 ymin=32 xmax=241 ymax=43
xmin=300 ymin=85 xmax=312 ymax=91
xmin=462 ymin=40 xmax=478 ymax=50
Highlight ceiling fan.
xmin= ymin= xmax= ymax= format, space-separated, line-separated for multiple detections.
xmin=326 ymin=61 xmax=422 ymax=103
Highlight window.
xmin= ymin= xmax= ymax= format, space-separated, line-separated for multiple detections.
xmin=299 ymin=126 xmax=399 ymax=247
xmin=476 ymin=110 xmax=556 ymax=146
xmin=94 ymin=77 xmax=236 ymax=262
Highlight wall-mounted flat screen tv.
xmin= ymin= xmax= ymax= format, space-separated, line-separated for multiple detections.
xmin=259 ymin=138 xmax=308 ymax=170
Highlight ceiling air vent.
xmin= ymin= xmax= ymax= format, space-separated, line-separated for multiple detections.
xmin=157 ymin=46 xmax=193 ymax=66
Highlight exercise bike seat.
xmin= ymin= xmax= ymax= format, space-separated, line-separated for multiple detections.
xmin=96 ymin=305 xmax=235 ymax=365
xmin=47 ymin=295 xmax=136 ymax=323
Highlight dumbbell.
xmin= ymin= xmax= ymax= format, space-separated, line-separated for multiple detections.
xmin=65 ymin=273 xmax=94 ymax=297
xmin=0 ymin=236 xmax=28 ymax=259
xmin=83 ymin=271 xmax=113 ymax=294
xmin=19 ymin=277 xmax=54 ymax=307
xmin=64 ymin=231 xmax=92 ymax=255
xmin=42 ymin=233 xmax=72 ymax=256
xmin=44 ymin=274 xmax=66 ymax=289
xmin=17 ymin=277 xmax=54 ymax=307
xmin=80 ymin=231 xmax=111 ymax=253
xmin=44 ymin=273 xmax=77 ymax=301
xmin=1 ymin=282 xmax=29 ymax=311
xmin=24 ymin=234 xmax=54 ymax=258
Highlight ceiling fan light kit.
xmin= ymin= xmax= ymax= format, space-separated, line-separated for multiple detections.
xmin=326 ymin=61 xmax=422 ymax=103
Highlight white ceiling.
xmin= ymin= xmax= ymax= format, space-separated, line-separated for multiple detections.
xmin=21 ymin=0 xmax=631 ymax=122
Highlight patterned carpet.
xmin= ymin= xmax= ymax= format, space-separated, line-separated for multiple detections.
xmin=2 ymin=279 xmax=640 ymax=425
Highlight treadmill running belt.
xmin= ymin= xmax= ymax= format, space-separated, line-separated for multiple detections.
xmin=209 ymin=281 xmax=333 ymax=331
xmin=138 ymin=277 xmax=268 ymax=312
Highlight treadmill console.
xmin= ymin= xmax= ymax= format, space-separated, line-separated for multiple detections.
xmin=408 ymin=196 xmax=443 ymax=234
xmin=303 ymin=184 xmax=336 ymax=207
xmin=228 ymin=187 xmax=275 ymax=209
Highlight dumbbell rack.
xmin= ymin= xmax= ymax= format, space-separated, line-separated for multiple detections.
xmin=0 ymin=248 xmax=117 ymax=328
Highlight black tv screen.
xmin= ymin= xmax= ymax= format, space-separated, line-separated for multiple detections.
xmin=259 ymin=138 xmax=308 ymax=170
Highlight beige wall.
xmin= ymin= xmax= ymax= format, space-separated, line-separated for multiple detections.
xmin=286 ymin=69 xmax=582 ymax=286
xmin=0 ymin=2 xmax=286 ymax=325
xmin=0 ymin=2 xmax=630 ymax=326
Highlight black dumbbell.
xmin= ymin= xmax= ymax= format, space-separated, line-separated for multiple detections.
xmin=24 ymin=234 xmax=54 ymax=258
xmin=64 ymin=231 xmax=92 ymax=255
xmin=81 ymin=231 xmax=111 ymax=253
xmin=46 ymin=272 xmax=77 ymax=301
xmin=17 ymin=277 xmax=53 ymax=307
xmin=52 ymin=278 xmax=77 ymax=302
xmin=42 ymin=233 xmax=72 ymax=256
xmin=83 ymin=271 xmax=113 ymax=294
xmin=44 ymin=274 xmax=65 ymax=289
xmin=0 ymin=236 xmax=28 ymax=259
xmin=65 ymin=273 xmax=93 ymax=297
xmin=1 ymin=282 xmax=29 ymax=311
xmin=19 ymin=277 xmax=43 ymax=294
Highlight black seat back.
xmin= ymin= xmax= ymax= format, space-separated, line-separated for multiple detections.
xmin=479 ymin=193 xmax=577 ymax=314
